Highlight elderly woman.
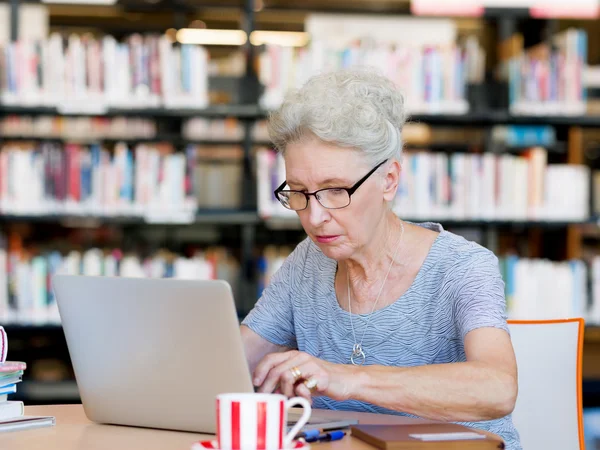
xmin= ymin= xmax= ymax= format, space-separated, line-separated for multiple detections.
xmin=240 ymin=69 xmax=521 ymax=449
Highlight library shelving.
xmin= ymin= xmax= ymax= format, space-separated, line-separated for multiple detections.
xmin=2 ymin=105 xmax=266 ymax=119
xmin=3 ymin=0 xmax=600 ymax=405
xmin=8 ymin=104 xmax=600 ymax=127
xmin=0 ymin=210 xmax=260 ymax=226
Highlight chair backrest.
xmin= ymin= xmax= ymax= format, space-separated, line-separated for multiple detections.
xmin=508 ymin=319 xmax=584 ymax=450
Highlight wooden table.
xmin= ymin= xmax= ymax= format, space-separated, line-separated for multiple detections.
xmin=0 ymin=404 xmax=451 ymax=450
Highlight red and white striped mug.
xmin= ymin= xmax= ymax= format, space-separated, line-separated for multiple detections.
xmin=216 ymin=393 xmax=311 ymax=450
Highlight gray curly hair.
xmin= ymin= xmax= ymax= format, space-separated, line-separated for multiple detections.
xmin=267 ymin=68 xmax=406 ymax=166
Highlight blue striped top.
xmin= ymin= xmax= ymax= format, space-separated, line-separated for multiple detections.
xmin=242 ymin=222 xmax=521 ymax=450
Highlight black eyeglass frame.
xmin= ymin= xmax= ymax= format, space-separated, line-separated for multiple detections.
xmin=273 ymin=159 xmax=389 ymax=211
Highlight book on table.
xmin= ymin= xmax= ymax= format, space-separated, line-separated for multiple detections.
xmin=351 ymin=424 xmax=505 ymax=449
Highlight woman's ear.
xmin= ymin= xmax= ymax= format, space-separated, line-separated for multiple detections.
xmin=382 ymin=160 xmax=401 ymax=202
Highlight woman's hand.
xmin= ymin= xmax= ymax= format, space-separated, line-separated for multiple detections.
xmin=252 ymin=350 xmax=359 ymax=402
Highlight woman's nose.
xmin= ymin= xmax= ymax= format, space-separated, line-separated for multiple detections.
xmin=307 ymin=196 xmax=330 ymax=226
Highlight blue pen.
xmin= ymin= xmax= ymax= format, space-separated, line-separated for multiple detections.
xmin=298 ymin=429 xmax=321 ymax=439
xmin=304 ymin=431 xmax=346 ymax=443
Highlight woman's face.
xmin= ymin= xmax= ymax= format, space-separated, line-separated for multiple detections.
xmin=283 ymin=138 xmax=399 ymax=261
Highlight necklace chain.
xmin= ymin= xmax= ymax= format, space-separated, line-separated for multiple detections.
xmin=347 ymin=220 xmax=405 ymax=365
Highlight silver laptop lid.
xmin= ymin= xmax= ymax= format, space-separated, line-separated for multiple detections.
xmin=53 ymin=275 xmax=254 ymax=433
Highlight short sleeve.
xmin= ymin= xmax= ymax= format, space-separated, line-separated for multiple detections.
xmin=453 ymin=249 xmax=509 ymax=340
xmin=241 ymin=241 xmax=309 ymax=349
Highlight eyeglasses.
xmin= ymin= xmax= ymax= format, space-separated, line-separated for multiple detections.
xmin=274 ymin=159 xmax=388 ymax=211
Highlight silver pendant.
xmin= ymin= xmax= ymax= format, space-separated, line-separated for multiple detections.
xmin=350 ymin=343 xmax=366 ymax=366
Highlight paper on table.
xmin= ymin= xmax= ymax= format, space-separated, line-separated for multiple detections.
xmin=0 ymin=415 xmax=56 ymax=432
xmin=409 ymin=432 xmax=486 ymax=441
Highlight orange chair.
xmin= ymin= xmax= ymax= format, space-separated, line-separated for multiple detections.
xmin=508 ymin=319 xmax=585 ymax=450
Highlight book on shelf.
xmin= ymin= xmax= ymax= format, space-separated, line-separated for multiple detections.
xmin=0 ymin=33 xmax=209 ymax=112
xmin=501 ymin=256 xmax=588 ymax=322
xmin=490 ymin=125 xmax=557 ymax=149
xmin=256 ymin=147 xmax=590 ymax=222
xmin=257 ymin=14 xmax=484 ymax=114
xmin=182 ymin=117 xmax=270 ymax=144
xmin=1 ymin=115 xmax=265 ymax=146
xmin=193 ymin=145 xmax=243 ymax=209
xmin=0 ymin=3 xmax=48 ymax=46
xmin=0 ymin=238 xmax=240 ymax=325
xmin=587 ymin=257 xmax=600 ymax=326
xmin=591 ymin=171 xmax=600 ymax=219
xmin=499 ymin=28 xmax=587 ymax=116
xmin=395 ymin=148 xmax=590 ymax=222
xmin=1 ymin=115 xmax=157 ymax=141
xmin=183 ymin=118 xmax=245 ymax=142
xmin=258 ymin=42 xmax=472 ymax=115
xmin=256 ymin=148 xmax=296 ymax=220
xmin=0 ymin=141 xmax=204 ymax=222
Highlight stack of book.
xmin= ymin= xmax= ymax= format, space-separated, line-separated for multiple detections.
xmin=0 ymin=326 xmax=24 ymax=420
xmin=0 ymin=327 xmax=55 ymax=431
xmin=0 ymin=361 xmax=25 ymax=418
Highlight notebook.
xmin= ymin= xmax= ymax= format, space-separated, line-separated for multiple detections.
xmin=0 ymin=362 xmax=26 ymax=373
xmin=350 ymin=424 xmax=505 ymax=449
xmin=0 ymin=401 xmax=24 ymax=421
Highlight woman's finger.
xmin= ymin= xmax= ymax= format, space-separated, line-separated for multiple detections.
xmin=257 ymin=352 xmax=308 ymax=394
xmin=253 ymin=351 xmax=297 ymax=387
xmin=258 ymin=353 xmax=312 ymax=396
xmin=288 ymin=361 xmax=323 ymax=398
xmin=294 ymin=381 xmax=313 ymax=403
xmin=279 ymin=365 xmax=301 ymax=398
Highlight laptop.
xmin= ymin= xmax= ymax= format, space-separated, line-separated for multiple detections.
xmin=52 ymin=275 xmax=357 ymax=434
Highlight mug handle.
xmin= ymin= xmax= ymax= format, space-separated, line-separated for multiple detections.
xmin=0 ymin=327 xmax=6 ymax=363
xmin=284 ymin=397 xmax=312 ymax=448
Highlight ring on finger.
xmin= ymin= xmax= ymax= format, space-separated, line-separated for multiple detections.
xmin=303 ymin=377 xmax=318 ymax=392
xmin=290 ymin=366 xmax=302 ymax=382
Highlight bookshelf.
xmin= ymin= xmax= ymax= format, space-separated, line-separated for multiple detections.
xmin=2 ymin=105 xmax=266 ymax=119
xmin=0 ymin=210 xmax=260 ymax=226
xmin=2 ymin=0 xmax=600 ymax=404
xmin=9 ymin=104 xmax=600 ymax=127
